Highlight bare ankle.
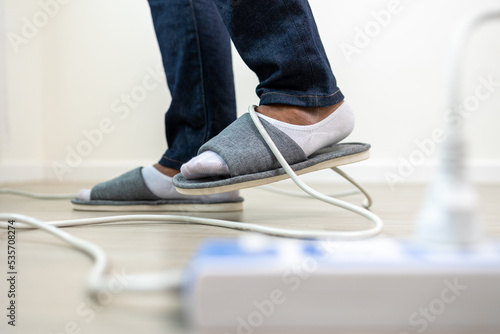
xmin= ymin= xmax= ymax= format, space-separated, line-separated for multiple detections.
xmin=153 ymin=163 xmax=180 ymax=178
xmin=256 ymin=100 xmax=344 ymax=125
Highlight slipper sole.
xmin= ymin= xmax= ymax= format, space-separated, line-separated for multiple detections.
xmin=71 ymin=199 xmax=243 ymax=212
xmin=174 ymin=144 xmax=369 ymax=195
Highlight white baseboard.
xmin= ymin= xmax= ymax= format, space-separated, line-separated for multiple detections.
xmin=0 ymin=160 xmax=150 ymax=184
xmin=0 ymin=161 xmax=45 ymax=184
xmin=1 ymin=159 xmax=499 ymax=185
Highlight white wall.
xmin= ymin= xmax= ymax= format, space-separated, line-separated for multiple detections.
xmin=1 ymin=0 xmax=500 ymax=185
xmin=0 ymin=0 xmax=9 ymax=149
xmin=2 ymin=1 xmax=46 ymax=182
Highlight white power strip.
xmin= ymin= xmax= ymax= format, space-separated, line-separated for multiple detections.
xmin=183 ymin=236 xmax=500 ymax=333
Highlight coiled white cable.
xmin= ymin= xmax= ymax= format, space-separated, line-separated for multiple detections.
xmin=0 ymin=106 xmax=383 ymax=299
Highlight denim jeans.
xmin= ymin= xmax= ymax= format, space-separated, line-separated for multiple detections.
xmin=148 ymin=0 xmax=344 ymax=170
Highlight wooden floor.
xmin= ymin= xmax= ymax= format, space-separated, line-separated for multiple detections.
xmin=0 ymin=181 xmax=499 ymax=334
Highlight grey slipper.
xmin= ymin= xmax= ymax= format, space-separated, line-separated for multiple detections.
xmin=172 ymin=113 xmax=370 ymax=195
xmin=71 ymin=167 xmax=243 ymax=212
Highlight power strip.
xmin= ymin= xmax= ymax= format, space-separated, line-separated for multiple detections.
xmin=182 ymin=236 xmax=500 ymax=333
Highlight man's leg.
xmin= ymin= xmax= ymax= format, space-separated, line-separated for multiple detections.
xmin=150 ymin=0 xmax=237 ymax=174
xmin=78 ymin=0 xmax=238 ymax=202
xmin=213 ymin=0 xmax=342 ymax=108
xmin=182 ymin=0 xmax=354 ymax=179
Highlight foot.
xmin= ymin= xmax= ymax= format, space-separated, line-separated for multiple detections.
xmin=256 ymin=100 xmax=344 ymax=125
xmin=77 ymin=164 xmax=239 ymax=201
xmin=181 ymin=101 xmax=355 ymax=180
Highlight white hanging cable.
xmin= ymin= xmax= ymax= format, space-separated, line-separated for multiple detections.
xmin=331 ymin=167 xmax=373 ymax=209
xmin=259 ymin=185 xmax=360 ymax=199
xmin=248 ymin=105 xmax=382 ymax=238
xmin=259 ymin=167 xmax=372 ymax=209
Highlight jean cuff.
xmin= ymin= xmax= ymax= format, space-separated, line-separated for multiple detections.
xmin=158 ymin=155 xmax=185 ymax=171
xmin=259 ymin=89 xmax=344 ymax=108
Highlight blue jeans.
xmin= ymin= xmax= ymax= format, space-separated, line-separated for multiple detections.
xmin=148 ymin=0 xmax=344 ymax=170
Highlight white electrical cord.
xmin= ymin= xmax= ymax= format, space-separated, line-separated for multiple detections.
xmin=0 ymin=182 xmax=370 ymax=206
xmin=0 ymin=107 xmax=383 ymax=300
xmin=259 ymin=167 xmax=372 ymax=209
xmin=0 ymin=212 xmax=184 ymax=299
xmin=414 ymin=9 xmax=500 ymax=247
xmin=0 ymin=213 xmax=109 ymax=300
xmin=260 ymin=185 xmax=359 ymax=198
xmin=0 ymin=188 xmax=77 ymax=199
xmin=248 ymin=105 xmax=381 ymax=233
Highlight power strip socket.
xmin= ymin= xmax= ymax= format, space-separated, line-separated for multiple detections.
xmin=182 ymin=237 xmax=500 ymax=333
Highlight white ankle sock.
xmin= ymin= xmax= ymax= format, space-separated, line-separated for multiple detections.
xmin=256 ymin=101 xmax=355 ymax=156
xmin=77 ymin=165 xmax=239 ymax=201
xmin=141 ymin=164 xmax=184 ymax=199
xmin=141 ymin=165 xmax=238 ymax=201
xmin=181 ymin=102 xmax=355 ymax=180
xmin=180 ymin=151 xmax=231 ymax=180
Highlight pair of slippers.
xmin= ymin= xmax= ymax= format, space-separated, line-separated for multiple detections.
xmin=71 ymin=110 xmax=370 ymax=212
